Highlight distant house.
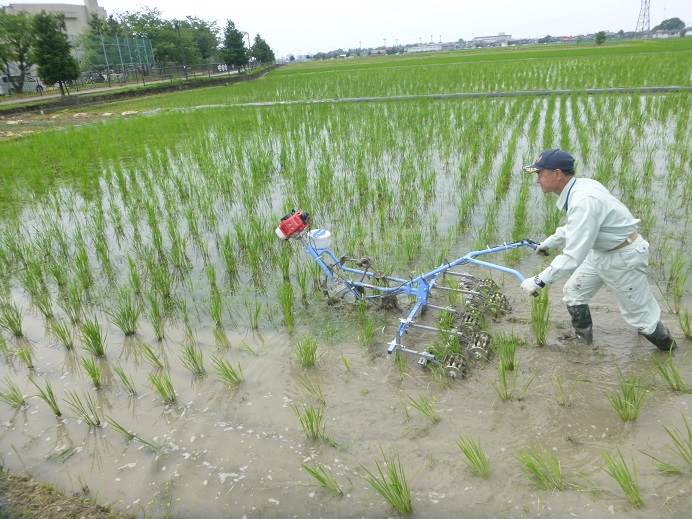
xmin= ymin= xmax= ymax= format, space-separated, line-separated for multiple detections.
xmin=471 ymin=33 xmax=512 ymax=47
xmin=406 ymin=44 xmax=443 ymax=53
xmin=684 ymin=27 xmax=692 ymax=37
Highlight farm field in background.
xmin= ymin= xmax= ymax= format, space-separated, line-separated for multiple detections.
xmin=0 ymin=40 xmax=690 ymax=517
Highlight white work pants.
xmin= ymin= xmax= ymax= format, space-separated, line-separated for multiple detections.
xmin=562 ymin=236 xmax=660 ymax=335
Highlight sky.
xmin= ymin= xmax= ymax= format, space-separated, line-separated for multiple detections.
xmin=5 ymin=0 xmax=692 ymax=57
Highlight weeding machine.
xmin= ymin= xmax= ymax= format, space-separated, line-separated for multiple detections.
xmin=276 ymin=210 xmax=539 ymax=377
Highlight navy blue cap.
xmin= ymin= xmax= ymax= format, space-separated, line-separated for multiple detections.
xmin=523 ymin=149 xmax=575 ymax=173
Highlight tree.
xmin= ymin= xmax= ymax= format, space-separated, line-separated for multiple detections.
xmin=186 ymin=17 xmax=219 ymax=61
xmin=32 ymin=13 xmax=79 ymax=95
xmin=652 ymin=17 xmax=685 ymax=32
xmin=221 ymin=19 xmax=248 ymax=70
xmin=595 ymin=31 xmax=606 ymax=45
xmin=250 ymin=34 xmax=275 ymax=64
xmin=0 ymin=12 xmax=35 ymax=93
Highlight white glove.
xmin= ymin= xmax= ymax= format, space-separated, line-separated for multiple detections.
xmin=521 ymin=276 xmax=545 ymax=296
xmin=535 ymin=242 xmax=550 ymax=256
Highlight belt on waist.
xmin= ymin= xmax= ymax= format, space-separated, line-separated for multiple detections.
xmin=609 ymin=231 xmax=639 ymax=252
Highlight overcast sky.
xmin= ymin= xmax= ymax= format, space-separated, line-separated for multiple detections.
xmin=6 ymin=0 xmax=692 ymax=56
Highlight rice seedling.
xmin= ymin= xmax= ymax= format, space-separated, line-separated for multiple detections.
xmin=495 ymin=333 xmax=519 ymax=371
xmin=552 ymin=375 xmax=574 ymax=407
xmin=647 ymin=415 xmax=692 ymax=471
xmin=654 ymin=354 xmax=690 ymax=393
xmin=0 ymin=334 xmax=8 ymax=357
xmin=140 ymin=342 xmax=164 ymax=370
xmin=407 ymin=394 xmax=440 ymax=424
xmin=361 ymin=451 xmax=412 ymax=515
xmin=106 ymin=415 xmax=135 ymax=442
xmin=146 ymin=293 xmax=166 ymax=341
xmin=292 ymin=402 xmax=327 ymax=441
xmin=180 ymin=343 xmax=205 ymax=377
xmin=64 ymin=390 xmax=102 ymax=427
xmin=0 ymin=300 xmax=23 ymax=338
xmin=46 ymin=446 xmax=79 ymax=464
xmin=113 ymin=364 xmax=137 ymax=396
xmin=81 ymin=356 xmax=102 ymax=390
xmin=0 ymin=377 xmax=26 ymax=409
xmin=247 ymin=299 xmax=262 ymax=331
xmin=297 ymin=375 xmax=325 ymax=405
xmin=603 ymin=450 xmax=643 ymax=507
xmin=31 ymin=379 xmax=61 ymax=416
xmin=15 ymin=344 xmax=34 ymax=369
xmin=608 ymin=372 xmax=647 ymax=422
xmin=50 ymin=319 xmax=74 ymax=350
xmin=109 ymin=290 xmax=141 ymax=336
xmin=149 ymin=371 xmax=176 ymax=405
xmin=530 ymin=290 xmax=550 ymax=346
xmin=31 ymin=289 xmax=54 ymax=321
xmin=516 ymin=447 xmax=568 ymax=491
xmin=679 ymin=309 xmax=691 ymax=339
xmin=294 ymin=335 xmax=319 ymax=368
xmin=302 ymin=463 xmax=343 ymax=496
xmin=212 ymin=355 xmax=243 ymax=388
xmin=457 ymin=435 xmax=491 ymax=477
xmin=340 ymin=354 xmax=351 ymax=372
xmin=279 ymin=282 xmax=295 ymax=332
xmin=209 ymin=286 xmax=223 ymax=328
xmin=80 ymin=319 xmax=107 ymax=357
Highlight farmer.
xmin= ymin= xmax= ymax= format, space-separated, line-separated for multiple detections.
xmin=519 ymin=148 xmax=676 ymax=351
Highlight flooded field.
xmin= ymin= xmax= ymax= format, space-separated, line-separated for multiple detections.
xmin=0 ymin=43 xmax=691 ymax=517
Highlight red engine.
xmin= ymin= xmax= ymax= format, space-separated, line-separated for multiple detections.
xmin=275 ymin=210 xmax=310 ymax=240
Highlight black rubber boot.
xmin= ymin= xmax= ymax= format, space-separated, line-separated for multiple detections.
xmin=642 ymin=321 xmax=677 ymax=351
xmin=566 ymin=304 xmax=593 ymax=345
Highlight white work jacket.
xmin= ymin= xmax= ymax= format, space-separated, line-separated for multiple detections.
xmin=538 ymin=177 xmax=640 ymax=285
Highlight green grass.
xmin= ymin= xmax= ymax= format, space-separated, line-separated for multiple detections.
xmin=297 ymin=375 xmax=325 ymax=405
xmin=15 ymin=344 xmax=34 ymax=369
xmin=109 ymin=290 xmax=141 ymax=336
xmin=603 ymin=450 xmax=643 ymax=507
xmin=530 ymin=290 xmax=550 ymax=346
xmin=80 ymin=319 xmax=107 ymax=357
xmin=646 ymin=415 xmax=692 ymax=473
xmin=31 ymin=379 xmax=61 ymax=416
xmin=140 ymin=342 xmax=164 ymax=370
xmin=608 ymin=372 xmax=647 ymax=422
xmin=149 ymin=371 xmax=176 ymax=404
xmin=113 ymin=364 xmax=137 ymax=396
xmin=0 ymin=300 xmax=23 ymax=338
xmin=457 ymin=435 xmax=491 ymax=477
xmin=495 ymin=333 xmax=519 ymax=371
xmin=0 ymin=377 xmax=26 ymax=408
xmin=407 ymin=394 xmax=440 ymax=424
xmin=294 ymin=335 xmax=319 ymax=368
xmin=81 ymin=356 xmax=102 ymax=389
xmin=293 ymin=403 xmax=328 ymax=441
xmin=212 ymin=355 xmax=243 ymax=388
xmin=302 ymin=463 xmax=343 ymax=496
xmin=180 ymin=343 xmax=205 ymax=377
xmin=50 ymin=320 xmax=74 ymax=350
xmin=64 ymin=390 xmax=102 ymax=427
xmin=516 ymin=447 xmax=568 ymax=491
xmin=279 ymin=282 xmax=295 ymax=332
xmin=361 ymin=451 xmax=412 ymax=515
xmin=654 ymin=354 xmax=690 ymax=393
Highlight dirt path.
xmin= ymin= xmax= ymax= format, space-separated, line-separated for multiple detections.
xmin=0 ymin=468 xmax=133 ymax=518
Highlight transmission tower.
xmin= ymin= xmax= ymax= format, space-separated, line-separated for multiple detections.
xmin=635 ymin=0 xmax=651 ymax=32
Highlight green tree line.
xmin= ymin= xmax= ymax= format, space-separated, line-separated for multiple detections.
xmin=1 ymin=7 xmax=275 ymax=95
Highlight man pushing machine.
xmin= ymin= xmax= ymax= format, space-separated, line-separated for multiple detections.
xmin=519 ymin=149 xmax=677 ymax=351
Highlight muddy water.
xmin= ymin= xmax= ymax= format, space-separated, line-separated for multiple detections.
xmin=0 ymin=255 xmax=690 ymax=518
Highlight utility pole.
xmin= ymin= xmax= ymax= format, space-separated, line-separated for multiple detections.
xmin=175 ymin=20 xmax=188 ymax=80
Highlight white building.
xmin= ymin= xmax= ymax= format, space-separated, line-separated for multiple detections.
xmin=3 ymin=0 xmax=106 ymax=40
xmin=471 ymin=33 xmax=512 ymax=47
xmin=406 ymin=44 xmax=443 ymax=54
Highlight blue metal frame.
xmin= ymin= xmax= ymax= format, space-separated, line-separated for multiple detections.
xmin=301 ymin=233 xmax=537 ymax=364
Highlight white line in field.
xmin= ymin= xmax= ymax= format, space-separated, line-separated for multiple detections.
xmin=169 ymin=86 xmax=692 ymax=112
